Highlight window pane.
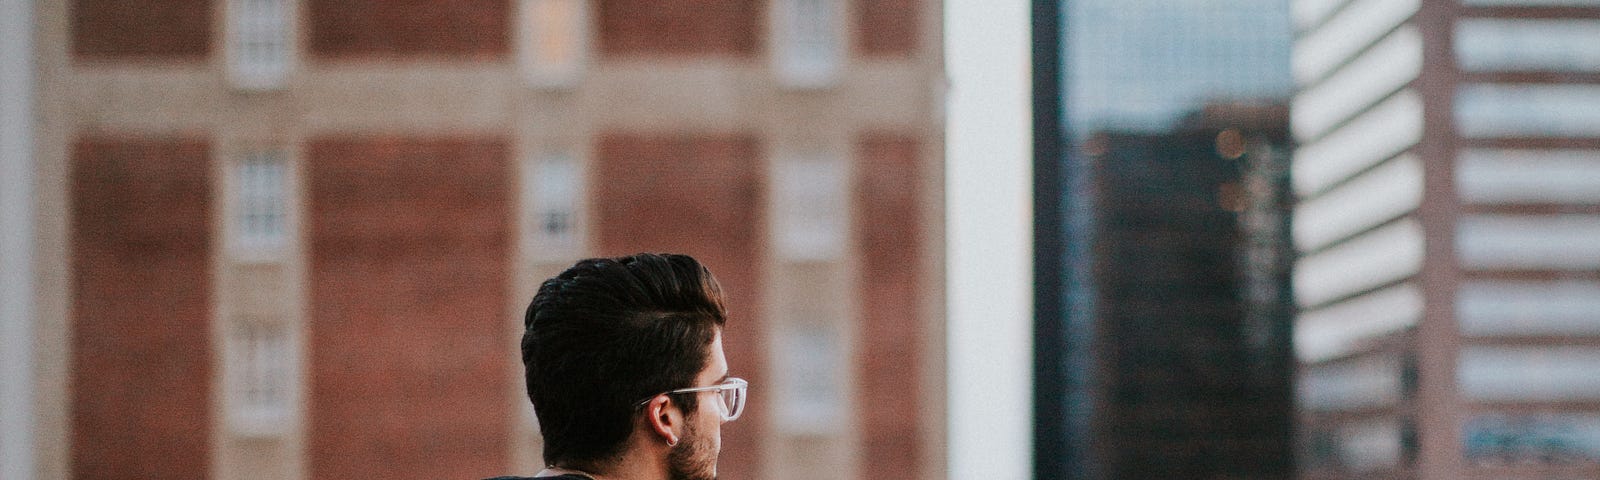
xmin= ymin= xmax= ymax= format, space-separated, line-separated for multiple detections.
xmin=228 ymin=320 xmax=293 ymax=436
xmin=1459 ymin=346 xmax=1600 ymax=402
xmin=1456 ymin=84 xmax=1600 ymax=138
xmin=228 ymin=0 xmax=291 ymax=90
xmin=1465 ymin=414 xmax=1600 ymax=465
xmin=234 ymin=150 xmax=288 ymax=251
xmin=1456 ymin=20 xmax=1600 ymax=72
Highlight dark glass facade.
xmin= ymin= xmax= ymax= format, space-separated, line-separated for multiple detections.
xmin=1034 ymin=1 xmax=1295 ymax=478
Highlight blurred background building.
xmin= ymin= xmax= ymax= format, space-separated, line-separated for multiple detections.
xmin=2 ymin=1 xmax=945 ymax=479
xmin=1290 ymin=0 xmax=1600 ymax=478
xmin=1032 ymin=0 xmax=1297 ymax=479
xmin=10 ymin=1 xmax=1600 ymax=480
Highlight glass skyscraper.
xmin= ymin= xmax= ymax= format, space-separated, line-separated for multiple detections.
xmin=1034 ymin=1 xmax=1295 ymax=479
xmin=1065 ymin=0 xmax=1292 ymax=135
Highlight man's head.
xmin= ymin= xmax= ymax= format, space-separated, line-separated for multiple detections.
xmin=522 ymin=253 xmax=736 ymax=479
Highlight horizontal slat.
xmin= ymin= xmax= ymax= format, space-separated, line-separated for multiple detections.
xmin=1461 ymin=0 xmax=1600 ymax=6
xmin=1293 ymin=90 xmax=1423 ymax=196
xmin=1460 ymin=280 xmax=1600 ymax=337
xmin=1460 ymin=346 xmax=1600 ymax=401
xmin=1456 ymin=19 xmax=1600 ymax=72
xmin=1293 ymin=26 xmax=1421 ymax=141
xmin=1299 ymin=353 xmax=1405 ymax=411
xmin=1335 ymin=419 xmax=1404 ymax=472
xmin=1458 ymin=214 xmax=1600 ymax=270
xmin=1456 ymin=84 xmax=1600 ymax=138
xmin=1293 ymin=0 xmax=1419 ymax=85
xmin=1463 ymin=413 xmax=1600 ymax=465
xmin=1297 ymin=283 xmax=1422 ymax=363
xmin=1295 ymin=218 xmax=1424 ymax=308
xmin=1295 ymin=154 xmax=1423 ymax=253
xmin=1457 ymin=149 xmax=1600 ymax=204
xmin=1294 ymin=0 xmax=1351 ymax=30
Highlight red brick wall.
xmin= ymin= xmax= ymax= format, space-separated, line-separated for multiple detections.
xmin=598 ymin=0 xmax=762 ymax=57
xmin=71 ymin=138 xmax=213 ymax=480
xmin=593 ymin=133 xmax=765 ymax=480
xmin=307 ymin=0 xmax=510 ymax=60
xmin=307 ymin=137 xmax=512 ymax=479
xmin=855 ymin=0 xmax=919 ymax=58
xmin=854 ymin=134 xmax=922 ymax=480
xmin=72 ymin=0 xmax=212 ymax=60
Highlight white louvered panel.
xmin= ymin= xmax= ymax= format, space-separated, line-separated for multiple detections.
xmin=1293 ymin=0 xmax=1419 ymax=85
xmin=1293 ymin=0 xmax=1350 ymax=31
xmin=1296 ymin=282 xmax=1422 ymax=363
xmin=1298 ymin=353 xmax=1404 ymax=411
xmin=1292 ymin=26 xmax=1421 ymax=142
xmin=1292 ymin=90 xmax=1422 ymax=197
xmin=1331 ymin=420 xmax=1404 ymax=472
xmin=1295 ymin=218 xmax=1424 ymax=308
xmin=1294 ymin=154 xmax=1422 ymax=253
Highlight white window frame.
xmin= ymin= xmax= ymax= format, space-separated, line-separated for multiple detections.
xmin=226 ymin=0 xmax=296 ymax=91
xmin=228 ymin=148 xmax=293 ymax=261
xmin=224 ymin=318 xmax=298 ymax=437
xmin=772 ymin=324 xmax=848 ymax=435
xmin=771 ymin=0 xmax=846 ymax=89
xmin=519 ymin=0 xmax=591 ymax=89
xmin=772 ymin=153 xmax=848 ymax=261
xmin=525 ymin=151 xmax=586 ymax=261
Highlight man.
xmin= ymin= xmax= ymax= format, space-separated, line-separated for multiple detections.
xmin=490 ymin=253 xmax=747 ymax=480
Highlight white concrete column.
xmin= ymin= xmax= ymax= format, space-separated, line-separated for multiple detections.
xmin=0 ymin=1 xmax=38 ymax=479
xmin=945 ymin=0 xmax=1032 ymax=478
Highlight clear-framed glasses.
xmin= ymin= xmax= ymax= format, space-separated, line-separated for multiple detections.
xmin=635 ymin=377 xmax=748 ymax=422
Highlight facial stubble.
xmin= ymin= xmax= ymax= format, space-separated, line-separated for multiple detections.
xmin=666 ymin=416 xmax=718 ymax=480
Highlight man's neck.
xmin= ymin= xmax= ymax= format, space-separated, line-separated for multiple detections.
xmin=535 ymin=466 xmax=600 ymax=479
xmin=537 ymin=454 xmax=665 ymax=480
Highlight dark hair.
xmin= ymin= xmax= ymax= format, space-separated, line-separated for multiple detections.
xmin=522 ymin=253 xmax=728 ymax=468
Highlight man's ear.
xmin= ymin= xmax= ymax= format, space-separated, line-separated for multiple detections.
xmin=645 ymin=395 xmax=683 ymax=447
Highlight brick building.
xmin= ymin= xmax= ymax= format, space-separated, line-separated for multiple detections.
xmin=1289 ymin=0 xmax=1600 ymax=478
xmin=11 ymin=1 xmax=945 ymax=479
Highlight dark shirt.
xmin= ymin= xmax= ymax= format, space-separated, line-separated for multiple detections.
xmin=484 ymin=476 xmax=589 ymax=480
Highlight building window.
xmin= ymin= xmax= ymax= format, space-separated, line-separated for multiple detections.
xmin=1456 ymin=84 xmax=1600 ymax=138
xmin=227 ymin=0 xmax=293 ymax=90
xmin=773 ymin=0 xmax=843 ymax=89
xmin=773 ymin=325 xmax=846 ymax=434
xmin=232 ymin=150 xmax=289 ymax=255
xmin=1464 ymin=414 xmax=1600 ymax=465
xmin=527 ymin=153 xmax=583 ymax=259
xmin=773 ymin=155 xmax=847 ymax=261
xmin=520 ymin=0 xmax=589 ymax=88
xmin=1455 ymin=20 xmax=1600 ymax=73
xmin=226 ymin=320 xmax=294 ymax=437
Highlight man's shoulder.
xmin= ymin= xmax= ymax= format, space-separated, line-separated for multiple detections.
xmin=483 ymin=476 xmax=588 ymax=480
